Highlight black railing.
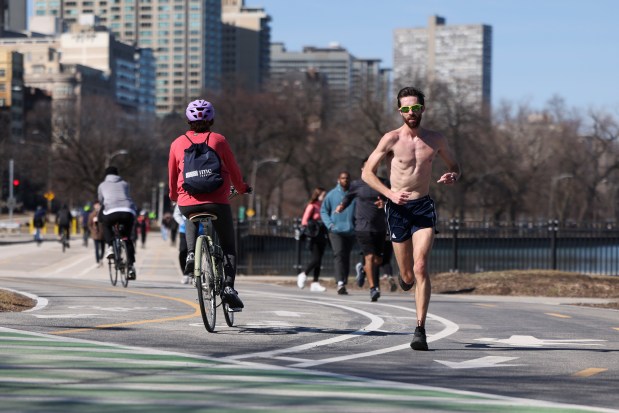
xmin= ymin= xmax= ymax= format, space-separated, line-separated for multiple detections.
xmin=235 ymin=218 xmax=619 ymax=276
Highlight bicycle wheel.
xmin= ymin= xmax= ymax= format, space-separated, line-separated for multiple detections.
xmin=223 ymin=302 xmax=235 ymax=327
xmin=196 ymin=236 xmax=216 ymax=332
xmin=108 ymin=258 xmax=117 ymax=286
xmin=118 ymin=240 xmax=129 ymax=288
xmin=219 ymin=259 xmax=235 ymax=327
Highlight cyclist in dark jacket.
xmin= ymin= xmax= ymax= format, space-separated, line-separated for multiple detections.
xmin=56 ymin=205 xmax=72 ymax=246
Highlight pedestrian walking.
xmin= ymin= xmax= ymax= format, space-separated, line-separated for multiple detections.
xmin=297 ymin=187 xmax=328 ymax=292
xmin=81 ymin=204 xmax=91 ymax=247
xmin=362 ymin=86 xmax=460 ymax=351
xmin=33 ymin=206 xmax=46 ymax=245
xmin=336 ymin=158 xmax=388 ymax=302
xmin=169 ymin=216 xmax=179 ymax=246
xmin=88 ymin=201 xmax=105 ymax=267
xmin=161 ymin=212 xmax=172 ymax=241
xmin=137 ymin=211 xmax=149 ymax=248
xmin=320 ymin=171 xmax=356 ymax=295
xmin=174 ymin=204 xmax=204 ymax=285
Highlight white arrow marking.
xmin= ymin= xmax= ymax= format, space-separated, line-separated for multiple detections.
xmin=475 ymin=335 xmax=606 ymax=347
xmin=33 ymin=314 xmax=102 ymax=319
xmin=435 ymin=356 xmax=522 ymax=369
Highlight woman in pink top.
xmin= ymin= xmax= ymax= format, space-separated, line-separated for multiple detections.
xmin=297 ymin=187 xmax=328 ymax=292
xmin=168 ymin=99 xmax=250 ymax=311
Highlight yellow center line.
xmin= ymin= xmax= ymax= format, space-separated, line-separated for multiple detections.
xmin=572 ymin=368 xmax=608 ymax=378
xmin=544 ymin=312 xmax=571 ymax=319
xmin=50 ymin=288 xmax=200 ymax=335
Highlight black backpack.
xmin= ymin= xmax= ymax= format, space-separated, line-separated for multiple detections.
xmin=182 ymin=133 xmax=224 ymax=195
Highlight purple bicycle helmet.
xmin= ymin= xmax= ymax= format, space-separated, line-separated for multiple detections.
xmin=186 ymin=99 xmax=215 ymax=122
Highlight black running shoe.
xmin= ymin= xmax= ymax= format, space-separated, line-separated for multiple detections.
xmin=398 ymin=273 xmax=414 ymax=291
xmin=410 ymin=326 xmax=429 ymax=351
xmin=222 ymin=286 xmax=244 ymax=311
xmin=337 ymin=284 xmax=348 ymax=295
xmin=184 ymin=252 xmax=195 ymax=275
xmin=370 ymin=287 xmax=381 ymax=302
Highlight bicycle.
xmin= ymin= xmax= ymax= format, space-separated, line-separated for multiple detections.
xmin=107 ymin=223 xmax=130 ymax=288
xmin=190 ymin=187 xmax=246 ymax=332
xmin=59 ymin=227 xmax=70 ymax=253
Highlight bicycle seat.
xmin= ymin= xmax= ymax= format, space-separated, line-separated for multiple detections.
xmin=188 ymin=212 xmax=218 ymax=223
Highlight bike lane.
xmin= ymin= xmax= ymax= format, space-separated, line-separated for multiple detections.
xmin=1 ymin=327 xmax=613 ymax=413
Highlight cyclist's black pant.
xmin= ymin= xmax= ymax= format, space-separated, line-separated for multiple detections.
xmin=179 ymin=203 xmax=237 ymax=288
xmin=101 ymin=212 xmax=136 ymax=265
xmin=58 ymin=225 xmax=70 ymax=241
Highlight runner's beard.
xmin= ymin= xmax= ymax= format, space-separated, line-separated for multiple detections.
xmin=406 ymin=115 xmax=422 ymax=128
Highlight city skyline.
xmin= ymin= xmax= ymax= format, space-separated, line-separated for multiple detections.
xmin=24 ymin=0 xmax=619 ymax=112
xmin=249 ymin=0 xmax=618 ymax=112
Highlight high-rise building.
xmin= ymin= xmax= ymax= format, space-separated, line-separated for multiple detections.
xmin=393 ymin=16 xmax=492 ymax=108
xmin=270 ymin=42 xmax=389 ymax=112
xmin=33 ymin=0 xmax=223 ymax=115
xmin=0 ymin=47 xmax=24 ymax=141
xmin=0 ymin=0 xmax=27 ymax=35
xmin=60 ymin=19 xmax=155 ymax=113
xmin=221 ymin=0 xmax=270 ymax=92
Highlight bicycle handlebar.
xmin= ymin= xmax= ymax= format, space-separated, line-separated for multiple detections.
xmin=229 ymin=185 xmax=252 ymax=200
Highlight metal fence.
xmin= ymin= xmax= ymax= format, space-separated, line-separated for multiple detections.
xmin=235 ymin=218 xmax=619 ymax=276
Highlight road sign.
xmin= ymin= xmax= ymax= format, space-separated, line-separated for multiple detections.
xmin=44 ymin=191 xmax=55 ymax=201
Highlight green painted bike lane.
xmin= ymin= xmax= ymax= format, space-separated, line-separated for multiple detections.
xmin=0 ymin=328 xmax=613 ymax=413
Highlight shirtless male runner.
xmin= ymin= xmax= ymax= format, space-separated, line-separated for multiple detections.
xmin=362 ymin=86 xmax=460 ymax=351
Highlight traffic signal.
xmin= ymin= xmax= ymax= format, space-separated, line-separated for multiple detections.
xmin=13 ymin=179 xmax=20 ymax=187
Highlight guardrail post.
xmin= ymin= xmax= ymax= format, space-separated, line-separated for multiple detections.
xmin=449 ymin=218 xmax=459 ymax=272
xmin=548 ymin=219 xmax=559 ymax=269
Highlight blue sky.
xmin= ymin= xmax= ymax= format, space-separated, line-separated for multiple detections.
xmin=27 ymin=0 xmax=618 ymax=111
xmin=248 ymin=0 xmax=619 ymax=112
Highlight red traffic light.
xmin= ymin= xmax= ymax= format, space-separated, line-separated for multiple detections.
xmin=12 ymin=179 xmax=20 ymax=186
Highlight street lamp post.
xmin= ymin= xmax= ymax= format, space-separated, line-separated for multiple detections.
xmin=548 ymin=173 xmax=574 ymax=219
xmin=249 ymin=157 xmax=279 ymax=218
xmin=105 ymin=149 xmax=129 ymax=167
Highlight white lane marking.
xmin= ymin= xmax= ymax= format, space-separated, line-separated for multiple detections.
xmin=33 ymin=314 xmax=103 ymax=319
xmin=475 ymin=335 xmax=606 ymax=347
xmin=0 ymin=287 xmax=48 ymax=312
xmin=435 ymin=356 xmax=523 ymax=369
xmin=49 ymin=255 xmax=93 ymax=275
xmin=72 ymin=263 xmax=99 ymax=278
xmin=290 ymin=304 xmax=459 ymax=368
xmin=226 ymin=298 xmax=384 ymax=361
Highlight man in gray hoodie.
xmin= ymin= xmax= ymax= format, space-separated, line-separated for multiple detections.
xmin=98 ymin=166 xmax=138 ymax=279
xmin=320 ymin=171 xmax=355 ymax=295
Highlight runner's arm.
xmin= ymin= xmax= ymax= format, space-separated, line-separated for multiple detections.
xmin=362 ymin=134 xmax=397 ymax=200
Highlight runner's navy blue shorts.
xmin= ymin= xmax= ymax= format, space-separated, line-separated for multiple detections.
xmin=386 ymin=195 xmax=437 ymax=243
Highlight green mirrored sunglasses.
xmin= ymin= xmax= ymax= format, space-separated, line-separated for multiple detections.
xmin=399 ymin=104 xmax=423 ymax=113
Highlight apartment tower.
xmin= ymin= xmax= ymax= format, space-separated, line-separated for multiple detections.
xmin=393 ymin=16 xmax=492 ymax=108
xmin=221 ymin=0 xmax=270 ymax=92
xmin=33 ymin=0 xmax=222 ymax=115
